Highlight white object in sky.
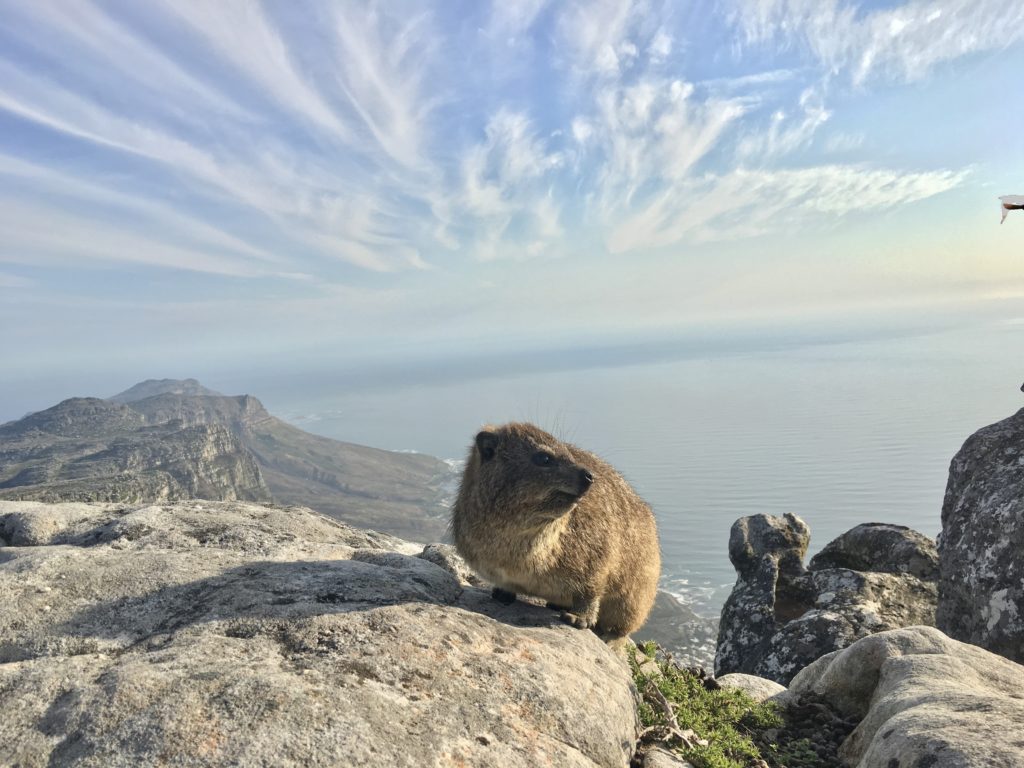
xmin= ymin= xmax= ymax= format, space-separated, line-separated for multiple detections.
xmin=1000 ymin=195 xmax=1024 ymax=224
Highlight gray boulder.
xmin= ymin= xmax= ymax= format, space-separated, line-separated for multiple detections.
xmin=0 ymin=500 xmax=638 ymax=767
xmin=809 ymin=522 xmax=938 ymax=579
xmin=716 ymin=515 xmax=937 ymax=684
xmin=714 ymin=673 xmax=786 ymax=703
xmin=787 ymin=626 xmax=1024 ymax=767
xmin=938 ymin=408 xmax=1024 ymax=663
xmin=715 ymin=513 xmax=811 ymax=681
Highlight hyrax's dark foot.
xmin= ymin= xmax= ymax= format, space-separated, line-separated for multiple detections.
xmin=560 ymin=611 xmax=596 ymax=630
xmin=491 ymin=587 xmax=517 ymax=605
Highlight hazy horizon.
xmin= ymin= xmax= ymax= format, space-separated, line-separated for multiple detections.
xmin=4 ymin=301 xmax=1022 ymax=429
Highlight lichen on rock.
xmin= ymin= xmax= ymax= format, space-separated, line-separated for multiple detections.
xmin=938 ymin=407 xmax=1024 ymax=663
xmin=715 ymin=515 xmax=938 ymax=684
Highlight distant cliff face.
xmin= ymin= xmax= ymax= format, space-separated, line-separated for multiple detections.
xmin=122 ymin=392 xmax=271 ymax=431
xmin=0 ymin=398 xmax=270 ymax=504
xmin=0 ymin=380 xmax=454 ymax=541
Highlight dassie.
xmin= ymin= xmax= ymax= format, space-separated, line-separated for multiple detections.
xmin=451 ymin=422 xmax=661 ymax=638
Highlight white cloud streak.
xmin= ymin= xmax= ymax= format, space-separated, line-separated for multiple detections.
xmin=608 ymin=164 xmax=967 ymax=252
xmin=159 ymin=0 xmax=352 ymax=139
xmin=0 ymin=199 xmax=264 ymax=277
xmin=736 ymin=85 xmax=830 ymax=160
xmin=329 ymin=5 xmax=438 ymax=171
xmin=1 ymin=0 xmax=251 ymax=121
xmin=559 ymin=0 xmax=638 ymax=77
xmin=0 ymin=154 xmax=283 ymax=264
xmin=731 ymin=0 xmax=1024 ymax=84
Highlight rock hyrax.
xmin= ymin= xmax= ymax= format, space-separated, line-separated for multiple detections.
xmin=451 ymin=422 xmax=661 ymax=638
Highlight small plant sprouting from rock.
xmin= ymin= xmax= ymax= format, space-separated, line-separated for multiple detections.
xmin=630 ymin=642 xmax=857 ymax=768
xmin=630 ymin=641 xmax=780 ymax=768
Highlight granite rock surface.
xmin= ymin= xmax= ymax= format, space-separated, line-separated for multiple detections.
xmin=716 ymin=515 xmax=937 ymax=684
xmin=937 ymin=407 xmax=1024 ymax=663
xmin=787 ymin=626 xmax=1024 ymax=767
xmin=0 ymin=500 xmax=638 ymax=767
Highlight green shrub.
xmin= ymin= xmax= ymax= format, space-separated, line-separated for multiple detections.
xmin=630 ymin=642 xmax=782 ymax=768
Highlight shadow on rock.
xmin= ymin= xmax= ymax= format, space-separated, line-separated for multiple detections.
xmin=58 ymin=552 xmax=570 ymax=652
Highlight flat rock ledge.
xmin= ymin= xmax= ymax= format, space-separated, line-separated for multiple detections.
xmin=0 ymin=500 xmax=638 ymax=767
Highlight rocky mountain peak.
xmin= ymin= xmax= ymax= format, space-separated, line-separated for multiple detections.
xmin=108 ymin=378 xmax=223 ymax=404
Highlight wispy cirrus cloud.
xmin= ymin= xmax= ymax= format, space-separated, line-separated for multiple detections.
xmin=456 ymin=109 xmax=565 ymax=261
xmin=607 ymin=163 xmax=967 ymax=252
xmin=328 ymin=5 xmax=439 ymax=171
xmin=440 ymin=0 xmax=984 ymax=262
xmin=614 ymin=163 xmax=966 ymax=250
xmin=0 ymin=0 xmax=989 ymax=279
xmin=0 ymin=0 xmax=251 ymax=122
xmin=0 ymin=0 xmax=1014 ymax=376
xmin=0 ymin=198 xmax=265 ymax=277
xmin=157 ymin=0 xmax=352 ymax=140
xmin=735 ymin=85 xmax=830 ymax=160
xmin=730 ymin=0 xmax=1024 ymax=84
xmin=701 ymin=68 xmax=800 ymax=94
xmin=0 ymin=154 xmax=283 ymax=265
xmin=0 ymin=1 xmax=451 ymax=274
xmin=558 ymin=0 xmax=641 ymax=77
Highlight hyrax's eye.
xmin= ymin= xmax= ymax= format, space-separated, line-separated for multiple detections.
xmin=531 ymin=451 xmax=554 ymax=467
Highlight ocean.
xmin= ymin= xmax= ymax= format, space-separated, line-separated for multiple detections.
xmin=265 ymin=319 xmax=1024 ymax=622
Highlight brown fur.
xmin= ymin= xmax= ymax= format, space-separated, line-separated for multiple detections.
xmin=450 ymin=422 xmax=661 ymax=638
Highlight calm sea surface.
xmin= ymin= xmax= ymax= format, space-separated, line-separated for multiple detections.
xmin=267 ymin=321 xmax=1024 ymax=619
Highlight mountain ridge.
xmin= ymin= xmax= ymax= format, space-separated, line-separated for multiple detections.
xmin=0 ymin=379 xmax=453 ymax=540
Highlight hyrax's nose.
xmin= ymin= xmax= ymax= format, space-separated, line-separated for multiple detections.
xmin=578 ymin=468 xmax=594 ymax=494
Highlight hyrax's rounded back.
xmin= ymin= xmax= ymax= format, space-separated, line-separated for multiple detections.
xmin=451 ymin=422 xmax=661 ymax=637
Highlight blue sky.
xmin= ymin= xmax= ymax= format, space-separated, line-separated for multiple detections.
xmin=1 ymin=0 xmax=1023 ymax=412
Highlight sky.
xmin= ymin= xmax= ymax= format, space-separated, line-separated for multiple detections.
xmin=1 ymin=0 xmax=1023 ymax=415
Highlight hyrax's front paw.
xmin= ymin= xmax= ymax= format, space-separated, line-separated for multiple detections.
xmin=491 ymin=587 xmax=517 ymax=605
xmin=562 ymin=595 xmax=600 ymax=630
xmin=560 ymin=611 xmax=595 ymax=630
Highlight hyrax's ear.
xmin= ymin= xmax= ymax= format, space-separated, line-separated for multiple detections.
xmin=475 ymin=430 xmax=499 ymax=462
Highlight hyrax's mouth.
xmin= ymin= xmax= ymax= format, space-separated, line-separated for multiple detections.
xmin=553 ymin=470 xmax=594 ymax=503
xmin=552 ymin=489 xmax=583 ymax=505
